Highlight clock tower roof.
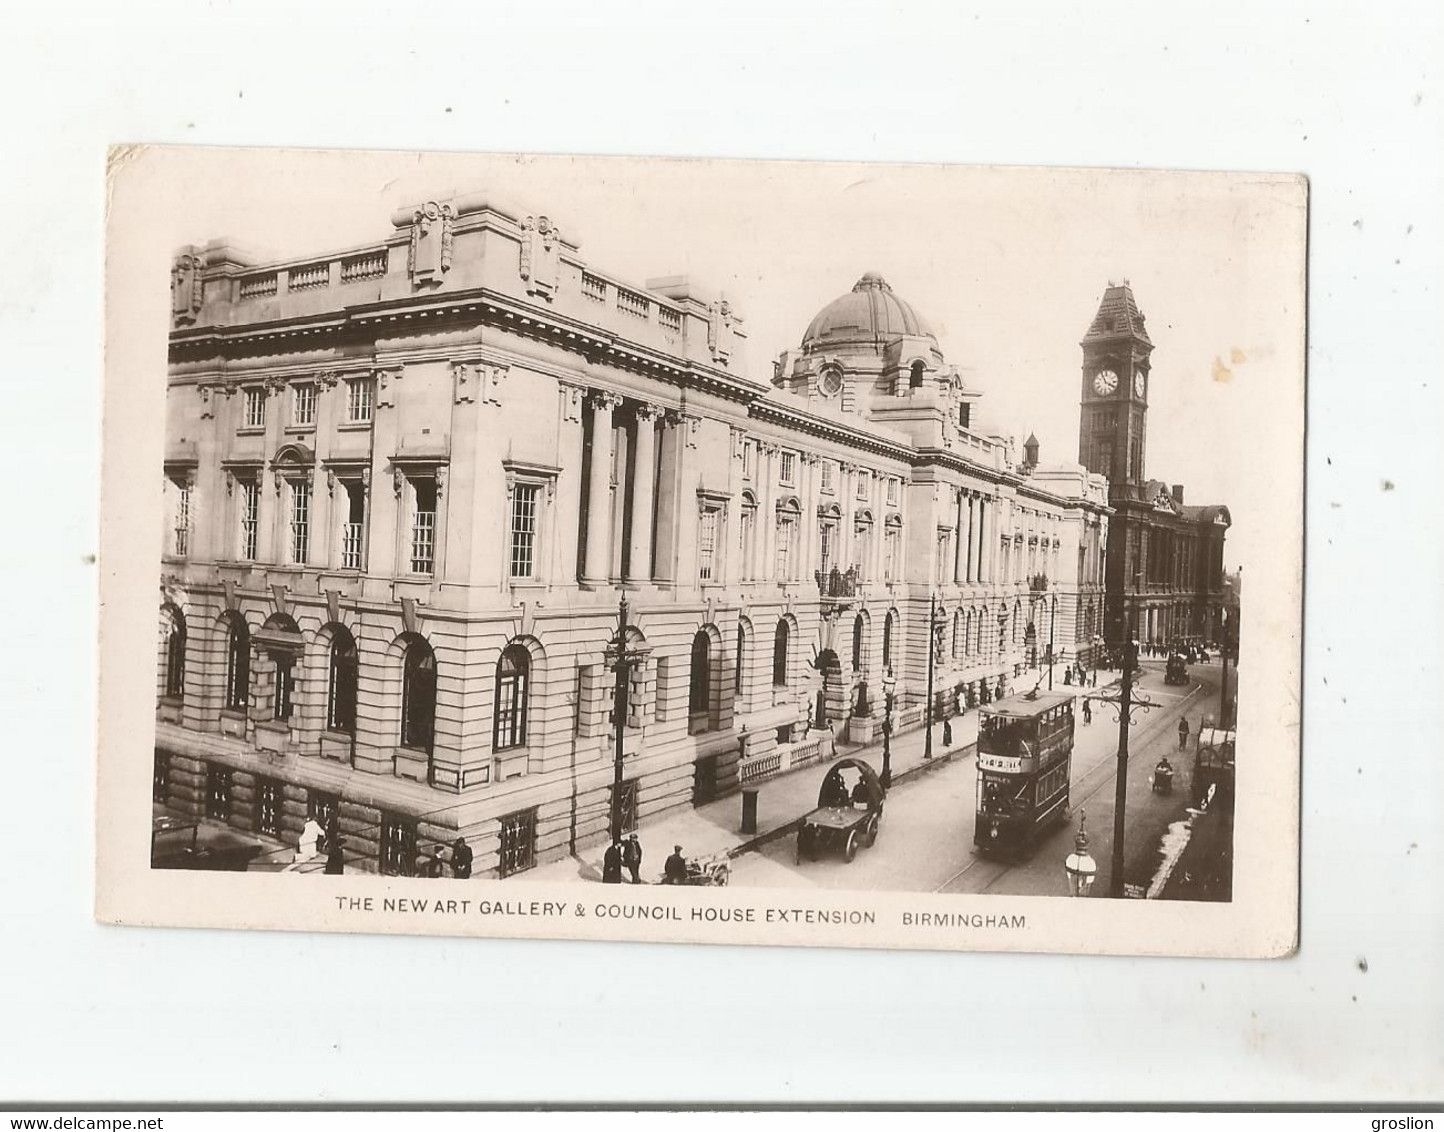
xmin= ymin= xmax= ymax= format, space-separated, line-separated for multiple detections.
xmin=1082 ymin=280 xmax=1152 ymax=349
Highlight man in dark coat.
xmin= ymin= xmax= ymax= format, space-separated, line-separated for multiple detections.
xmin=602 ymin=841 xmax=624 ymax=883
xmin=663 ymin=845 xmax=688 ymax=885
xmin=1178 ymin=716 xmax=1191 ymax=751
xmin=622 ymin=834 xmax=644 ymax=884
xmin=323 ymin=837 xmax=346 ymax=875
xmin=423 ymin=845 xmax=446 ymax=878
xmin=450 ymin=836 xmax=473 ymax=879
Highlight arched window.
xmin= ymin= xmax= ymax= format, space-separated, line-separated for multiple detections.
xmin=852 ymin=614 xmax=864 ymax=671
xmin=400 ymin=636 xmax=436 ymax=754
xmin=734 ymin=623 xmax=746 ymax=694
xmin=1014 ymin=600 xmax=1023 ymax=644
xmin=883 ymin=611 xmax=895 ymax=670
xmin=953 ymin=609 xmax=963 ymax=658
xmin=689 ymin=630 xmax=712 ymax=734
xmin=909 ymin=360 xmax=925 ymax=389
xmin=772 ymin=619 xmax=790 ymax=686
xmin=162 ymin=605 xmax=186 ymax=699
xmin=326 ymin=626 xmax=358 ymax=734
xmin=223 ymin=613 xmax=249 ymax=712
xmin=494 ymin=643 xmax=530 ymax=751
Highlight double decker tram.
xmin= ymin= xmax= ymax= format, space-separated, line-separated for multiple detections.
xmin=974 ymin=689 xmax=1076 ymax=856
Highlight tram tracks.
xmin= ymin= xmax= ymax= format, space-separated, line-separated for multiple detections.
xmin=931 ymin=673 xmax=1211 ymax=895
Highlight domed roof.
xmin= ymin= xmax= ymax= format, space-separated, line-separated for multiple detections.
xmin=802 ymin=273 xmax=937 ymax=353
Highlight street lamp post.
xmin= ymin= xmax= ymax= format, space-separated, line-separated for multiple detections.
xmin=1047 ymin=590 xmax=1057 ymax=691
xmin=881 ymin=669 xmax=897 ymax=789
xmin=1094 ymin=624 xmax=1156 ymax=898
xmin=924 ymin=593 xmax=938 ymax=761
xmin=603 ymin=596 xmax=646 ymax=845
xmin=1064 ymin=810 xmax=1097 ymax=896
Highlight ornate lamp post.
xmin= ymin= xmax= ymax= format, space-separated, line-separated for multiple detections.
xmin=924 ymin=594 xmax=944 ymax=760
xmin=1064 ymin=810 xmax=1098 ymax=896
xmin=1047 ymin=587 xmax=1058 ymax=690
xmin=881 ymin=668 xmax=897 ymax=789
xmin=602 ymin=596 xmax=647 ymax=845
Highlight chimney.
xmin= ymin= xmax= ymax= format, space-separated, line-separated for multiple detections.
xmin=1171 ymin=484 xmax=1184 ymax=504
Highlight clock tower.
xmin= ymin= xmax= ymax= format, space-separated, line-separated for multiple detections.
xmin=1077 ymin=281 xmax=1153 ymax=487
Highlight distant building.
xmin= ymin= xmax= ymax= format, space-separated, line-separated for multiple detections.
xmin=1076 ymin=282 xmax=1231 ymax=648
xmin=154 ymin=191 xmax=1110 ymax=878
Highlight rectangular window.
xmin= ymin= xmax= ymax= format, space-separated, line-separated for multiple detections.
xmin=498 ymin=808 xmax=537 ymax=878
xmin=740 ymin=506 xmax=756 ymax=581
xmin=206 ymin=765 xmax=233 ymax=821
xmin=887 ymin=478 xmax=899 ymax=506
xmin=742 ymin=441 xmax=754 ymax=479
xmin=341 ymin=480 xmax=365 ymax=570
xmin=509 ymin=483 xmax=540 ymax=579
xmin=346 ymin=377 xmax=374 ymax=424
xmin=885 ymin=528 xmax=900 ymax=582
xmin=239 ymin=477 xmax=260 ymax=561
xmin=410 ymin=477 xmax=437 ymax=575
xmin=289 ymin=479 xmax=310 ymax=565
xmin=820 ymin=522 xmax=836 ymax=575
xmin=173 ymin=482 xmax=191 ymax=557
xmin=856 ymin=470 xmax=869 ymax=501
xmin=256 ymin=777 xmax=282 ymax=837
xmin=307 ymin=790 xmax=339 ymax=834
xmin=379 ymin=814 xmax=418 ymax=877
xmin=698 ymin=506 xmax=720 ymax=582
xmin=820 ymin=461 xmax=835 ymax=493
xmin=292 ymin=383 xmax=316 ymax=427
xmin=937 ymin=530 xmax=950 ymax=584
xmin=243 ymin=388 xmax=266 ymax=430
xmin=780 ymin=451 xmax=796 ymax=486
xmin=274 ymin=656 xmax=295 ymax=721
xmin=776 ymin=515 xmax=795 ymax=581
xmin=959 ymin=403 xmax=972 ymax=430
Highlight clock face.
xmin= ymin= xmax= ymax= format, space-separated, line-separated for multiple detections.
xmin=1093 ymin=369 xmax=1119 ymax=395
xmin=1133 ymin=371 xmax=1146 ymax=398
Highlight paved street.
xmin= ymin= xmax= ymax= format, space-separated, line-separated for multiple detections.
xmin=729 ymin=658 xmax=1223 ymax=897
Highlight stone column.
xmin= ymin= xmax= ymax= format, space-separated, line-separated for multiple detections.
xmin=978 ymin=498 xmax=989 ymax=582
xmin=583 ymin=391 xmax=620 ymax=583
xmin=968 ymin=495 xmax=978 ymax=583
xmin=626 ymin=403 xmax=659 ymax=582
xmin=953 ymin=489 xmax=965 ymax=583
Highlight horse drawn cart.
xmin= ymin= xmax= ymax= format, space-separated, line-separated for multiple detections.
xmin=795 ymin=758 xmax=885 ymax=865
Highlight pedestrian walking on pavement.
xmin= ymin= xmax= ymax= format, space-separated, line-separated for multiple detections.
xmin=1082 ymin=699 xmax=1092 ymax=725
xmin=323 ymin=837 xmax=346 ymax=875
xmin=1178 ymin=716 xmax=1190 ymax=751
xmin=942 ymin=718 xmax=953 ymax=748
xmin=602 ymin=840 xmax=624 ymax=884
xmin=451 ymin=836 xmax=473 ymax=879
xmin=623 ymin=833 xmax=644 ymax=884
xmin=663 ymin=845 xmax=687 ymax=885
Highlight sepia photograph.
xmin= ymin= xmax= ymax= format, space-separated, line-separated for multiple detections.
xmin=98 ymin=148 xmax=1304 ymax=956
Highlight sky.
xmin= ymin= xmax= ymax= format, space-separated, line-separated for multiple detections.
xmin=141 ymin=149 xmax=1306 ymax=572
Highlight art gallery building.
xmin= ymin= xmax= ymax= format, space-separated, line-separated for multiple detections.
xmin=154 ymin=191 xmax=1111 ymax=877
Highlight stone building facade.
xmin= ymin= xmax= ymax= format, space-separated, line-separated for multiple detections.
xmin=1075 ymin=282 xmax=1231 ymax=648
xmin=154 ymin=191 xmax=1110 ymax=878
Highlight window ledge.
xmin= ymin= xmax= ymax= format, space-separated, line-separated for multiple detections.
xmin=337 ymin=421 xmax=373 ymax=432
xmin=235 ymin=427 xmax=266 ymax=437
xmin=284 ymin=425 xmax=316 ymax=436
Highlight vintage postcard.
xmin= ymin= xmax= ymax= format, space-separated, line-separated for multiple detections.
xmin=97 ymin=147 xmax=1304 ymax=956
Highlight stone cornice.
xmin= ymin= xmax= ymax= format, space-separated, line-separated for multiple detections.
xmin=170 ymin=285 xmax=769 ymax=407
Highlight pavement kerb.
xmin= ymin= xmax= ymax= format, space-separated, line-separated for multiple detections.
xmin=723 ymin=739 xmax=979 ymax=860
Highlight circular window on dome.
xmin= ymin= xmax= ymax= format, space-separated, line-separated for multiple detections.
xmin=818 ymin=366 xmax=844 ymax=398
